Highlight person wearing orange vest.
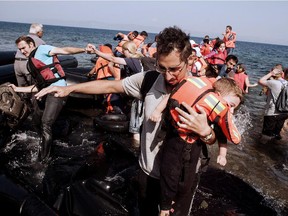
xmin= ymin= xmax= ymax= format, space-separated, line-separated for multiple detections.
xmin=233 ymin=63 xmax=258 ymax=94
xmin=87 ymin=44 xmax=121 ymax=80
xmin=188 ymin=48 xmax=207 ymax=77
xmin=222 ymin=25 xmax=237 ymax=55
xmin=200 ymin=38 xmax=211 ymax=56
xmin=149 ymin=77 xmax=243 ymax=215
xmin=35 ymin=26 xmax=219 ymax=216
xmin=114 ymin=30 xmax=138 ymax=57
xmin=86 ymin=44 xmax=122 ymax=113
xmin=204 ymin=39 xmax=227 ymax=71
xmin=89 ymin=41 xmax=145 ymax=144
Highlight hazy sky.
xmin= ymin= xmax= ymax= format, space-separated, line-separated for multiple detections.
xmin=1 ymin=1 xmax=288 ymax=46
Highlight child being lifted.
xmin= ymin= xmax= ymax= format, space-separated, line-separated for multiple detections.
xmin=150 ymin=76 xmax=243 ymax=165
xmin=150 ymin=76 xmax=243 ymax=215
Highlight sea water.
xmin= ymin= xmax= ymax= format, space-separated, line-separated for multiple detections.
xmin=1 ymin=21 xmax=288 ymax=215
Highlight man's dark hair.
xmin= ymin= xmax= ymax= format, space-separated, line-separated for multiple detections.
xmin=104 ymin=43 xmax=113 ymax=50
xmin=132 ymin=30 xmax=139 ymax=37
xmin=140 ymin=31 xmax=148 ymax=37
xmin=15 ymin=35 xmax=35 ymax=46
xmin=226 ymin=54 xmax=238 ymax=64
xmin=157 ymin=26 xmax=192 ymax=63
xmin=226 ymin=25 xmax=232 ymax=30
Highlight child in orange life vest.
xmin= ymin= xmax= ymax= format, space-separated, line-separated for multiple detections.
xmin=150 ymin=77 xmax=243 ymax=167
xmin=233 ymin=63 xmax=258 ymax=94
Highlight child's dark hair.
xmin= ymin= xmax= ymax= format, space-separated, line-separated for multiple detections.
xmin=237 ymin=63 xmax=246 ymax=71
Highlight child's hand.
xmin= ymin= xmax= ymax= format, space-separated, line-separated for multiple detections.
xmin=217 ymin=155 xmax=227 ymax=166
xmin=159 ymin=210 xmax=170 ymax=216
xmin=149 ymin=110 xmax=162 ymax=122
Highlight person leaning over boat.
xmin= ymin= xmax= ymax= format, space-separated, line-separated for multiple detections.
xmin=258 ymin=66 xmax=288 ymax=140
xmin=14 ymin=23 xmax=45 ymax=87
xmin=113 ymin=30 xmax=138 ymax=57
xmin=133 ymin=30 xmax=148 ymax=53
xmin=9 ymin=35 xmax=94 ymax=162
xmin=90 ymin=41 xmax=145 ymax=146
xmin=215 ymin=54 xmax=238 ymax=79
xmin=35 ymin=26 xmax=217 ymax=216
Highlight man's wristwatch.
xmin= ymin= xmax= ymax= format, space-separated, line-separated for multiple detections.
xmin=200 ymin=129 xmax=213 ymax=142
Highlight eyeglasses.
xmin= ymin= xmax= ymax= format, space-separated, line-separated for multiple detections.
xmin=156 ymin=61 xmax=186 ymax=74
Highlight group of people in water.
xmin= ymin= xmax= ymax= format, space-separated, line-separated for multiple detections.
xmin=9 ymin=23 xmax=288 ymax=216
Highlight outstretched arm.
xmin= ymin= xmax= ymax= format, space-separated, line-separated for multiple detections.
xmin=9 ymin=84 xmax=38 ymax=93
xmin=93 ymin=48 xmax=126 ymax=65
xmin=244 ymin=77 xmax=258 ymax=93
xmin=35 ymin=79 xmax=124 ymax=99
xmin=50 ymin=47 xmax=85 ymax=55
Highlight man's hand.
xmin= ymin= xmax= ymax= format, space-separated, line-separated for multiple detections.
xmin=175 ymin=102 xmax=211 ymax=137
xmin=8 ymin=84 xmax=17 ymax=91
xmin=85 ymin=43 xmax=96 ymax=53
xmin=35 ymin=86 xmax=70 ymax=100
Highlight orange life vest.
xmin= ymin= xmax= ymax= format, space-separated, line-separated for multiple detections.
xmin=200 ymin=44 xmax=211 ymax=56
xmin=223 ymin=31 xmax=236 ymax=48
xmin=207 ymin=50 xmax=227 ymax=65
xmin=234 ymin=72 xmax=247 ymax=93
xmin=169 ymin=76 xmax=241 ymax=144
xmin=93 ymin=45 xmax=120 ymax=80
xmin=115 ymin=32 xmax=134 ymax=54
xmin=190 ymin=57 xmax=207 ymax=77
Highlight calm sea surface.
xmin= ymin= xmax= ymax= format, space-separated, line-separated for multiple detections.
xmin=1 ymin=21 xmax=288 ymax=215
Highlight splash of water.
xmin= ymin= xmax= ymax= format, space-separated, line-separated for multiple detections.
xmin=233 ymin=105 xmax=253 ymax=150
xmin=234 ymin=105 xmax=253 ymax=135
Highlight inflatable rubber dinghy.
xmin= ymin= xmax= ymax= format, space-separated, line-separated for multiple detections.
xmin=94 ymin=114 xmax=129 ymax=133
xmin=0 ymin=51 xmax=16 ymax=66
xmin=0 ymin=64 xmax=17 ymax=84
xmin=64 ymin=67 xmax=100 ymax=100
xmin=0 ymin=173 xmax=57 ymax=215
